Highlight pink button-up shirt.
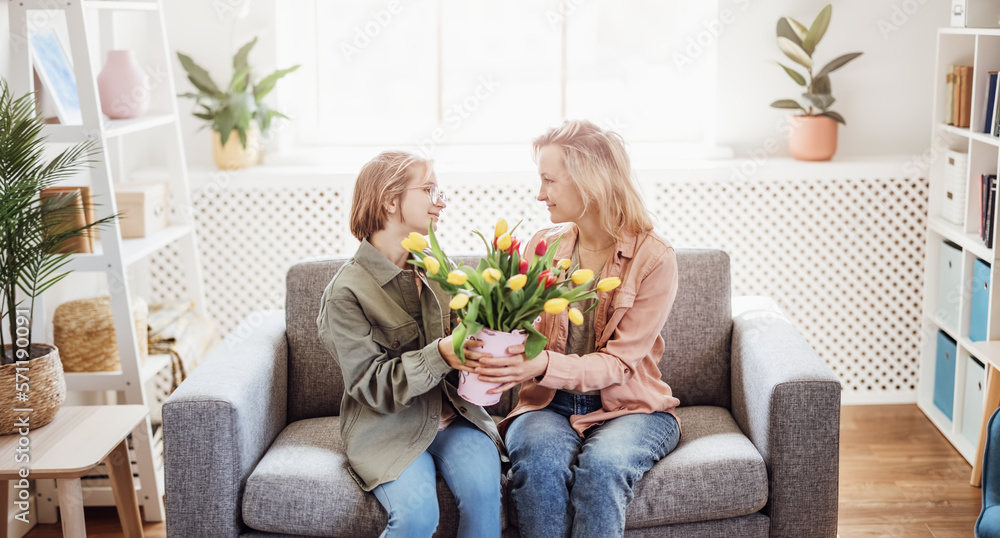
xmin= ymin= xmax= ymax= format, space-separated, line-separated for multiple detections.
xmin=499 ymin=224 xmax=681 ymax=437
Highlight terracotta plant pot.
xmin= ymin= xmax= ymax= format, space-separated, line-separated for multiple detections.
xmin=457 ymin=328 xmax=527 ymax=406
xmin=0 ymin=344 xmax=66 ymax=435
xmin=212 ymin=124 xmax=262 ymax=170
xmin=788 ymin=115 xmax=838 ymax=161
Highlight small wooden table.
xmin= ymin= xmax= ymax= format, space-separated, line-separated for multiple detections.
xmin=0 ymin=405 xmax=148 ymax=538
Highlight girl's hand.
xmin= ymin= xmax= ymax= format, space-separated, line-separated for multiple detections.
xmin=438 ymin=336 xmax=489 ymax=373
xmin=475 ymin=344 xmax=549 ymax=393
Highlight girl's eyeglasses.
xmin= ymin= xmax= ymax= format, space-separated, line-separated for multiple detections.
xmin=405 ymin=184 xmax=448 ymax=205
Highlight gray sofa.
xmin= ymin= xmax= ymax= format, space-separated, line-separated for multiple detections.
xmin=162 ymin=248 xmax=842 ymax=537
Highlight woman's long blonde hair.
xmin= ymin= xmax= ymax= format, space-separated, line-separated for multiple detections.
xmin=532 ymin=120 xmax=653 ymax=240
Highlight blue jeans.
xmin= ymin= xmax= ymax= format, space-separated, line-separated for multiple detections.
xmin=505 ymin=390 xmax=680 ymax=538
xmin=372 ymin=418 xmax=501 ymax=538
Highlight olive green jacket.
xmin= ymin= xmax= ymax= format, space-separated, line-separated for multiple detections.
xmin=316 ymin=239 xmax=506 ymax=491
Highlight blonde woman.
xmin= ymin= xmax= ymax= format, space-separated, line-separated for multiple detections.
xmin=476 ymin=121 xmax=681 ymax=538
xmin=317 ymin=151 xmax=505 ymax=537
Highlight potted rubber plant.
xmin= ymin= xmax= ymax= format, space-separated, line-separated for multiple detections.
xmin=770 ymin=4 xmax=862 ymax=161
xmin=0 ymin=79 xmax=118 ymax=433
xmin=402 ymin=219 xmax=621 ymax=406
xmin=177 ymin=37 xmax=300 ymax=170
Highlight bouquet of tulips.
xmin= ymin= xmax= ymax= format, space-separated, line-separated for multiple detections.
xmin=401 ymin=219 xmax=621 ymax=361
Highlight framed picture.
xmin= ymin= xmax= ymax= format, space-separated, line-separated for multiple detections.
xmin=29 ymin=26 xmax=82 ymax=125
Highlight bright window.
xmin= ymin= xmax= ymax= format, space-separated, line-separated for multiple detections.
xmin=276 ymin=0 xmax=718 ymax=148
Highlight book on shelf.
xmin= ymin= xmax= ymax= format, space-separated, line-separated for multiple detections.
xmin=947 ymin=64 xmax=955 ymax=126
xmin=981 ymin=174 xmax=997 ymax=248
xmin=986 ymin=72 xmax=998 ymax=134
xmin=39 ymin=186 xmax=98 ymax=254
xmin=960 ymin=65 xmax=974 ymax=128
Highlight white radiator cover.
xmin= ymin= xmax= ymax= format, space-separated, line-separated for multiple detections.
xmin=145 ymin=159 xmax=928 ymax=405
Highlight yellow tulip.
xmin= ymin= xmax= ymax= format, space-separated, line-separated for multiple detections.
xmin=496 ymin=234 xmax=512 ymax=251
xmin=400 ymin=238 xmax=417 ymax=252
xmin=507 ymin=274 xmax=527 ymax=291
xmin=544 ymin=298 xmax=569 ymax=315
xmin=597 ymin=277 xmax=622 ymax=292
xmin=450 ymin=294 xmax=470 ymax=310
xmin=408 ymin=232 xmax=429 ymax=251
xmin=571 ymin=269 xmax=594 ymax=285
xmin=568 ymin=307 xmax=584 ymax=326
xmin=557 ymin=258 xmax=571 ymax=271
xmin=494 ymin=219 xmax=508 ymax=238
xmin=482 ymin=268 xmax=502 ymax=284
xmin=447 ymin=271 xmax=468 ymax=286
xmin=423 ymin=256 xmax=440 ymax=275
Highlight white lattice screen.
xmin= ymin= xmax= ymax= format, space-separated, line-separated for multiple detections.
xmin=149 ymin=166 xmax=928 ymax=405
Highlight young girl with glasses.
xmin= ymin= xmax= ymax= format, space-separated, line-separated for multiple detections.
xmin=317 ymin=151 xmax=504 ymax=537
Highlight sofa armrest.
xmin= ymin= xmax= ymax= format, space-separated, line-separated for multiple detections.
xmin=163 ymin=310 xmax=288 ymax=538
xmin=730 ymin=297 xmax=842 ymax=538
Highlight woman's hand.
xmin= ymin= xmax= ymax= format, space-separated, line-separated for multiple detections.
xmin=475 ymin=344 xmax=549 ymax=393
xmin=438 ymin=336 xmax=489 ymax=373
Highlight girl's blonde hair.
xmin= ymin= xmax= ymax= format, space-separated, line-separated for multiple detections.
xmin=532 ymin=120 xmax=653 ymax=240
xmin=349 ymin=151 xmax=429 ymax=241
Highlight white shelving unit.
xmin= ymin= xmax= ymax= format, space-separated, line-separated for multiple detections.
xmin=918 ymin=28 xmax=1000 ymax=484
xmin=7 ymin=0 xmax=207 ymax=527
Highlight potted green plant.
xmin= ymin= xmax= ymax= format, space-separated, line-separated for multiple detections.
xmin=770 ymin=4 xmax=862 ymax=161
xmin=402 ymin=218 xmax=621 ymax=405
xmin=177 ymin=37 xmax=300 ymax=170
xmin=0 ymin=79 xmax=118 ymax=433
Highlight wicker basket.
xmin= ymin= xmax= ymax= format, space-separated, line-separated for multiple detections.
xmin=0 ymin=344 xmax=66 ymax=435
xmin=53 ymin=296 xmax=148 ymax=372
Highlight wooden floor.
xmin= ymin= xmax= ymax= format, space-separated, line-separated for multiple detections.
xmin=19 ymin=404 xmax=982 ymax=537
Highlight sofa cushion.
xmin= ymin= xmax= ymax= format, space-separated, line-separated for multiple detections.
xmin=624 ymin=405 xmax=768 ymax=529
xmin=660 ymin=249 xmax=733 ymax=408
xmin=242 ymin=416 xmax=509 ymax=537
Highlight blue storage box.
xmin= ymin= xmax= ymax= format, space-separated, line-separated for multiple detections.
xmin=934 ymin=330 xmax=957 ymax=420
xmin=971 ymin=258 xmax=992 ymax=341
xmin=937 ymin=240 xmax=963 ymax=330
xmin=962 ymin=356 xmax=987 ymax=446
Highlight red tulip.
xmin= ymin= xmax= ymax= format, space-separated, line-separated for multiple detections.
xmin=535 ymin=239 xmax=547 ymax=257
xmin=508 ymin=238 xmax=521 ymax=255
xmin=519 ymin=258 xmax=530 ymax=274
xmin=537 ymin=270 xmax=556 ymax=288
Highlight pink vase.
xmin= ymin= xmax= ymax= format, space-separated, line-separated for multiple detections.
xmin=97 ymin=50 xmax=150 ymax=120
xmin=457 ymin=328 xmax=527 ymax=406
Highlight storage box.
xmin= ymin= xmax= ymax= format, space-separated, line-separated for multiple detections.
xmin=115 ymin=182 xmax=168 ymax=238
xmin=943 ymin=149 xmax=968 ymax=226
xmin=53 ymin=295 xmax=148 ymax=372
xmin=952 ymin=0 xmax=1000 ymax=28
xmin=937 ymin=240 xmax=964 ymax=330
xmin=962 ymin=355 xmax=987 ymax=445
xmin=934 ymin=330 xmax=958 ymax=420
xmin=970 ymin=258 xmax=991 ymax=341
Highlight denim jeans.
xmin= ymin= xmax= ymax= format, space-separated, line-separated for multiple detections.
xmin=505 ymin=390 xmax=680 ymax=538
xmin=372 ymin=418 xmax=501 ymax=538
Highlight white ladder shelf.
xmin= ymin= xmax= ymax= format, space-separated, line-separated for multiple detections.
xmin=7 ymin=0 xmax=207 ymax=525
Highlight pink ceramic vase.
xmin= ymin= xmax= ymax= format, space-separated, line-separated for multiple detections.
xmin=788 ymin=115 xmax=838 ymax=161
xmin=457 ymin=328 xmax=527 ymax=406
xmin=97 ymin=50 xmax=150 ymax=120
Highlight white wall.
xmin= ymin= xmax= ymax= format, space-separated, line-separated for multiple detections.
xmin=715 ymin=0 xmax=945 ymax=158
xmin=0 ymin=4 xmax=9 ymax=82
xmin=0 ymin=0 xmax=952 ymax=163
